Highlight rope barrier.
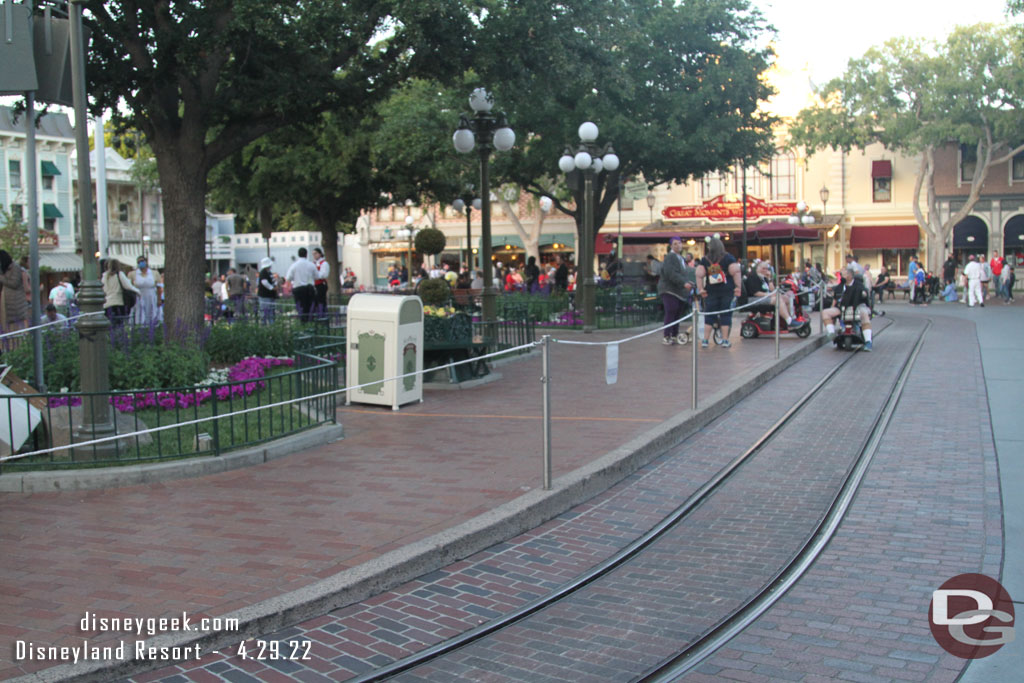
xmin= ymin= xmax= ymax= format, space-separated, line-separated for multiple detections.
xmin=0 ymin=310 xmax=105 ymax=340
xmin=0 ymin=339 xmax=539 ymax=463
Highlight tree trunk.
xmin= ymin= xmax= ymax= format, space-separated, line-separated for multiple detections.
xmin=151 ymin=134 xmax=209 ymax=337
xmin=319 ymin=223 xmax=341 ymax=301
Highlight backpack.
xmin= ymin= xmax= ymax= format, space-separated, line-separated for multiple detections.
xmin=707 ymin=263 xmax=726 ymax=286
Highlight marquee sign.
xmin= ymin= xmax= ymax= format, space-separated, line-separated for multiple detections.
xmin=662 ymin=195 xmax=798 ymax=222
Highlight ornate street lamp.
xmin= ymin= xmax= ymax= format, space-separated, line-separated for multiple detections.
xmin=452 ymin=195 xmax=482 ymax=271
xmin=646 ymin=191 xmax=656 ymax=225
xmin=453 ymin=89 xmax=515 ymax=322
xmin=401 ymin=215 xmax=416 ymax=281
xmin=558 ymin=122 xmax=619 ymax=332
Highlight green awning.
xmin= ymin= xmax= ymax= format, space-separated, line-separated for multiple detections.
xmin=40 ymin=160 xmax=61 ymax=176
xmin=43 ymin=203 xmax=63 ymax=219
xmin=539 ymin=233 xmax=575 ymax=247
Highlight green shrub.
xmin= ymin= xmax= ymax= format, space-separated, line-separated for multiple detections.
xmin=204 ymin=320 xmax=295 ymax=364
xmin=110 ymin=342 xmax=209 ymax=390
xmin=414 ymin=227 xmax=446 ymax=255
xmin=417 ymin=278 xmax=451 ymax=306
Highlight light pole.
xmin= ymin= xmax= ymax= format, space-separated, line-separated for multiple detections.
xmin=558 ymin=122 xmax=620 ymax=332
xmin=402 ymin=215 xmax=415 ymax=280
xmin=452 ymin=195 xmax=482 ymax=272
xmin=453 ymin=89 xmax=515 ymax=322
xmin=646 ymin=191 xmax=656 ymax=225
xmin=820 ymin=185 xmax=831 ymax=270
xmin=70 ymin=0 xmax=116 ymax=458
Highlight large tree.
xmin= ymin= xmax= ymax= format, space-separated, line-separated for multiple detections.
xmin=367 ymin=0 xmax=776 ymax=251
xmin=789 ymin=24 xmax=1024 ymax=269
xmin=80 ymin=0 xmax=473 ymax=331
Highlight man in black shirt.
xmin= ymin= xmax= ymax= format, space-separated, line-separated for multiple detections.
xmin=942 ymin=255 xmax=958 ymax=286
xmin=821 ymin=267 xmax=874 ymax=351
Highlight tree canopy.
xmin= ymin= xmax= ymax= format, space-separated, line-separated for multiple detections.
xmin=788 ymin=23 xmax=1024 ymax=268
xmin=79 ymin=0 xmax=475 ymax=331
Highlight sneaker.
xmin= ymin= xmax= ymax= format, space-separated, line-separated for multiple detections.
xmin=720 ymin=339 xmax=732 ymax=348
xmin=700 ymin=339 xmax=709 ymax=349
xmin=662 ymin=336 xmax=674 ymax=346
xmin=863 ymin=341 xmax=872 ymax=352
xmin=676 ymin=334 xmax=689 ymax=345
xmin=789 ymin=319 xmax=807 ymax=331
xmin=826 ymin=330 xmax=836 ymax=341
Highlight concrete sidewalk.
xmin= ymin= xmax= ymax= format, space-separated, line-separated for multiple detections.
xmin=0 ymin=321 xmax=826 ymax=681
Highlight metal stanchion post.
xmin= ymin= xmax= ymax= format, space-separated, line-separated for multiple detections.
xmin=691 ymin=310 xmax=698 ymax=410
xmin=774 ymin=271 xmax=781 ymax=360
xmin=541 ymin=335 xmax=552 ymax=490
xmin=819 ymin=282 xmax=824 ymax=334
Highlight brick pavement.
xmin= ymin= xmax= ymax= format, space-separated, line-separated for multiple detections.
xmin=0 ymin=324 xmax=819 ymax=681
xmin=686 ymin=308 xmax=1000 ymax=682
xmin=134 ymin=320 xmax=907 ymax=682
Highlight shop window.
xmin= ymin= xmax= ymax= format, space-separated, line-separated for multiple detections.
xmin=960 ymin=144 xmax=977 ymax=183
xmin=1012 ymin=152 xmax=1024 ymax=181
xmin=873 ymin=176 xmax=891 ymax=202
xmin=42 ymin=174 xmax=54 ymax=190
xmin=119 ymin=203 xmax=130 ymax=222
xmin=880 ymin=248 xmax=917 ymax=276
xmin=770 ymin=153 xmax=795 ymax=200
xmin=44 ymin=217 xmax=56 ymax=233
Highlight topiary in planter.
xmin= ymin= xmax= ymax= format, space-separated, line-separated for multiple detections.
xmin=417 ymin=277 xmax=451 ymax=306
xmin=414 ymin=227 xmax=446 ymax=256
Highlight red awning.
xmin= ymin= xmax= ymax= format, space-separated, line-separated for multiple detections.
xmin=872 ymin=160 xmax=892 ymax=178
xmin=595 ymin=236 xmax=615 ymax=254
xmin=849 ymin=225 xmax=919 ymax=249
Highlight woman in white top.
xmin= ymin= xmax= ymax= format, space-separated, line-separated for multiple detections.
xmin=102 ymin=259 xmax=141 ymax=324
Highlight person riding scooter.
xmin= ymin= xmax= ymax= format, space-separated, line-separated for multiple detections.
xmin=742 ymin=261 xmax=807 ymax=332
xmin=821 ymin=266 xmax=874 ymax=351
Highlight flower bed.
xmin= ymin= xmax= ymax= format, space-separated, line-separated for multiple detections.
xmin=46 ymin=356 xmax=295 ymax=412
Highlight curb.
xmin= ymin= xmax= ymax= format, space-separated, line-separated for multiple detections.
xmin=0 ymin=424 xmax=345 ymax=493
xmin=14 ymin=335 xmax=827 ymax=682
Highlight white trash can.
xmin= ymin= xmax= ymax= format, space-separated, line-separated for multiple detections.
xmin=345 ymin=294 xmax=423 ymax=410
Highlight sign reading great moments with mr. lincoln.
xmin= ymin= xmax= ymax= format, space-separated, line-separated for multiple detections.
xmin=662 ymin=195 xmax=798 ymax=222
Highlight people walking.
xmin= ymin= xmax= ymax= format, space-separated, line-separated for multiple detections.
xmin=658 ymin=237 xmax=695 ymax=345
xmin=964 ymin=254 xmax=984 ymax=307
xmin=131 ymin=255 xmax=163 ymax=326
xmin=257 ymin=257 xmax=279 ymax=322
xmin=695 ymin=235 xmax=742 ymax=348
xmin=285 ymin=247 xmax=318 ymax=323
xmin=102 ymin=258 xmax=141 ymax=326
xmin=312 ymin=247 xmax=329 ymax=319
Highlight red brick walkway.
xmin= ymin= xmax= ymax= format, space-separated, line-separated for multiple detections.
xmin=0 ymin=325 xmax=816 ymax=681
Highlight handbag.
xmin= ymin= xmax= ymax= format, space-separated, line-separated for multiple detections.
xmin=119 ymin=272 xmax=137 ymax=310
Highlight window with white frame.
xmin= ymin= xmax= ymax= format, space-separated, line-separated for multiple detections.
xmin=1012 ymin=152 xmax=1024 ymax=181
xmin=960 ymin=144 xmax=977 ymax=183
xmin=8 ymin=160 xmax=21 ymax=189
xmin=769 ymin=153 xmax=795 ymax=200
xmin=700 ymin=170 xmax=730 ymax=199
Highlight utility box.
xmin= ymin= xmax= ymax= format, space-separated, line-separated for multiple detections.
xmin=346 ymin=294 xmax=423 ymax=410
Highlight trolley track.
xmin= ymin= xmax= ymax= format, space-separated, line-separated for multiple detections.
xmin=349 ymin=318 xmax=929 ymax=682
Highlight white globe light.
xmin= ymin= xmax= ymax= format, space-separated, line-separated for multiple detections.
xmin=453 ymin=199 xmax=465 ymax=212
xmin=602 ymin=153 xmax=619 ymax=171
xmin=559 ymin=154 xmax=576 ymax=173
xmin=788 ymin=215 xmax=799 ymax=225
xmin=796 ymin=200 xmax=807 ymax=212
xmin=405 ymin=215 xmax=414 ymax=225
xmin=591 ymin=157 xmax=604 ymax=173
xmin=539 ymin=196 xmax=553 ymax=213
xmin=472 ymin=198 xmax=483 ymax=211
xmin=469 ymin=88 xmax=494 ymax=112
xmin=578 ymin=121 xmax=599 ymax=142
xmin=493 ymin=126 xmax=515 ymax=151
xmin=574 ymin=150 xmax=592 ymax=169
xmin=802 ymin=215 xmax=814 ymax=225
xmin=453 ymin=128 xmax=475 ymax=153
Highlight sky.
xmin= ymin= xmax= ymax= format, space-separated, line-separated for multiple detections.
xmin=754 ymin=0 xmax=1015 ymax=115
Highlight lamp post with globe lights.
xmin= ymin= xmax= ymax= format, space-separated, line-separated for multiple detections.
xmin=452 ymin=194 xmax=482 ymax=272
xmin=558 ymin=122 xmax=620 ymax=332
xmin=453 ymin=89 xmax=515 ymax=322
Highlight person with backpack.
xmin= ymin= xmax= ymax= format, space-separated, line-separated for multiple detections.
xmin=102 ymin=259 xmax=141 ymax=325
xmin=695 ymin=235 xmax=742 ymax=348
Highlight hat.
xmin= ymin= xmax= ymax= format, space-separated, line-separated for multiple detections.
xmin=260 ymin=257 xmax=273 ymax=269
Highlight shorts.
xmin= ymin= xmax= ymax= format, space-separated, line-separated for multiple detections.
xmin=703 ymin=288 xmax=734 ymax=327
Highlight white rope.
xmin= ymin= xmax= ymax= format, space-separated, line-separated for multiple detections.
xmin=0 ymin=339 xmax=539 ymax=463
xmin=0 ymin=311 xmax=105 ymax=340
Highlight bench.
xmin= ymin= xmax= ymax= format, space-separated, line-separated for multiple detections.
xmin=451 ymin=288 xmax=483 ymax=308
xmin=423 ymin=338 xmax=490 ymax=383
